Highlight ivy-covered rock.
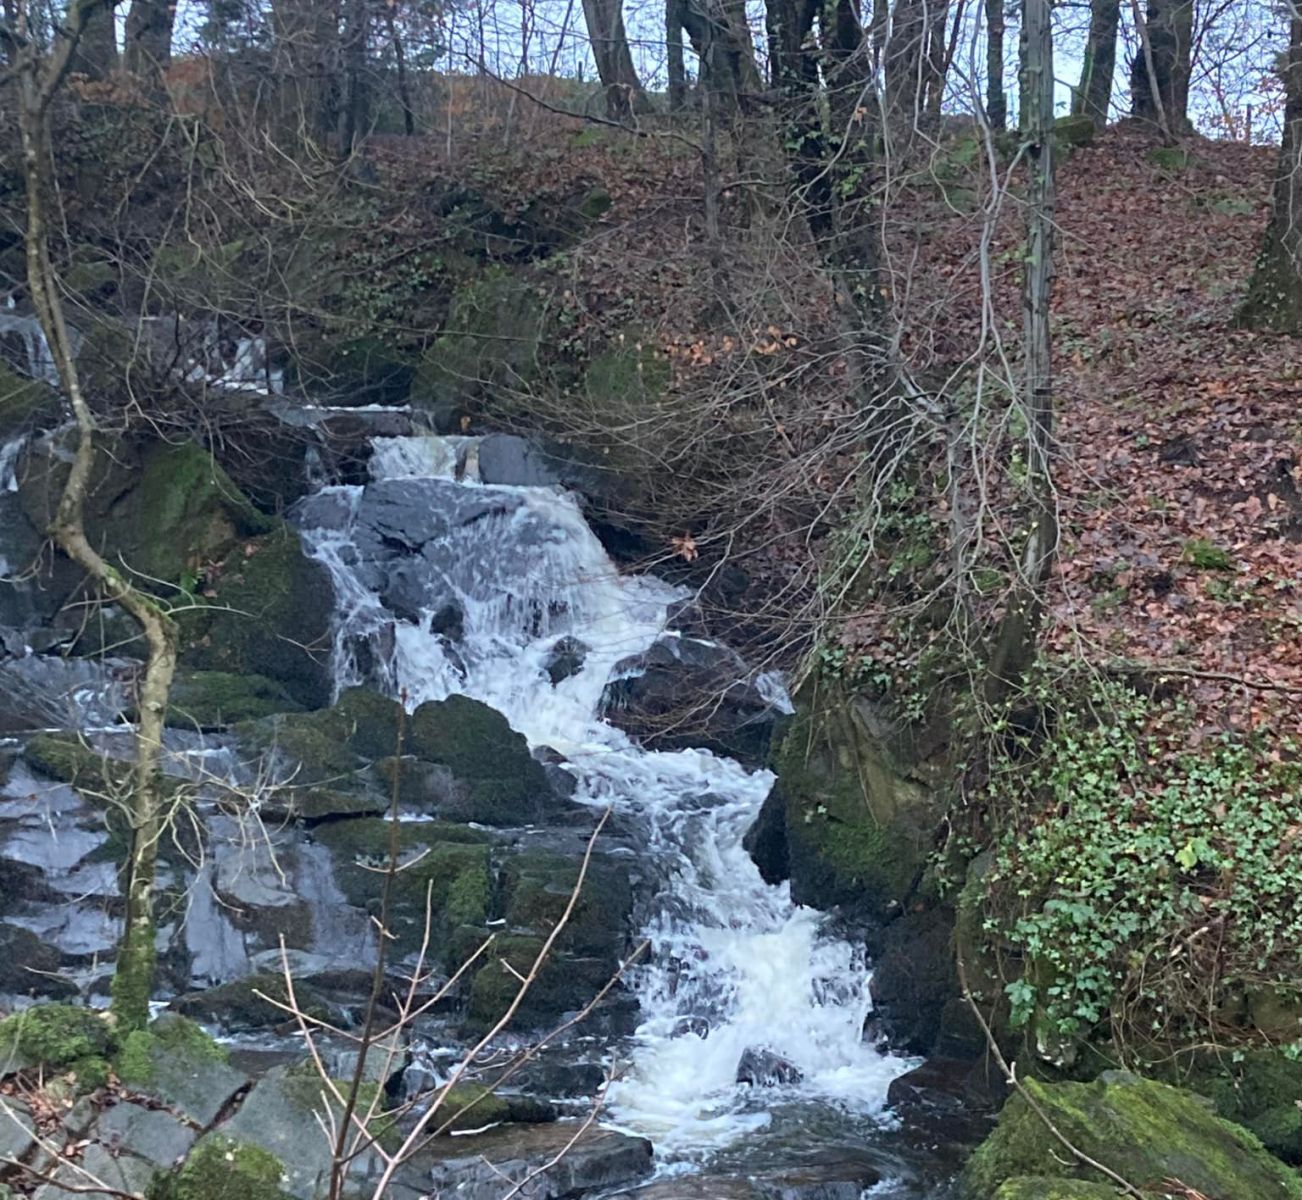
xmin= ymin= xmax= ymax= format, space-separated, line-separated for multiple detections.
xmin=963 ymin=1073 xmax=1302 ymax=1199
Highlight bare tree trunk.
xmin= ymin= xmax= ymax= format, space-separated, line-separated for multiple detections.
xmin=680 ymin=0 xmax=760 ymax=105
xmin=338 ymin=0 xmax=372 ymax=153
xmin=987 ymin=0 xmax=1056 ymax=700
xmin=384 ymin=3 xmax=415 ymax=135
xmin=580 ymin=0 xmax=647 ymax=119
xmin=1129 ymin=0 xmax=1192 ymax=135
xmin=1072 ymin=0 xmax=1119 ymax=127
xmin=14 ymin=0 xmax=177 ymax=1035
xmin=1240 ymin=6 xmax=1302 ymax=331
xmin=667 ymin=0 xmax=688 ymax=109
xmin=123 ymin=0 xmax=175 ymax=82
xmin=70 ymin=0 xmax=117 ymax=78
xmin=272 ymin=0 xmax=340 ymax=143
xmin=985 ymin=0 xmax=1006 ymax=130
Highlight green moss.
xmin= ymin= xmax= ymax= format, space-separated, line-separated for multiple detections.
xmin=1247 ymin=1103 xmax=1302 ymax=1165
xmin=68 ymin=1054 xmax=112 ymax=1090
xmin=446 ymin=859 xmax=492 ymax=927
xmin=1149 ymin=145 xmax=1193 ymax=172
xmin=166 ymin=671 xmax=303 ymax=729
xmin=963 ymin=1074 xmax=1302 ymax=1199
xmin=23 ymin=733 xmax=126 ymax=792
xmin=173 ymin=973 xmax=330 ymax=1032
xmin=437 ymin=1084 xmax=512 ymax=1132
xmin=108 ymin=442 xmax=273 ymax=590
xmin=161 ymin=1136 xmax=287 ymax=1200
xmin=116 ymin=1015 xmax=228 ymax=1087
xmin=1052 ymin=115 xmax=1097 ymax=149
xmin=1201 ymin=1049 xmax=1302 ymax=1125
xmin=466 ymin=936 xmax=612 ymax=1030
xmin=771 ymin=683 xmax=942 ymax=911
xmin=181 ymin=526 xmax=333 ymax=709
xmin=412 ymin=267 xmax=546 ymax=420
xmin=0 ymin=1004 xmax=112 ymax=1070
xmin=583 ymin=334 xmax=669 ymax=411
xmin=314 ymin=822 xmax=493 ymax=958
xmin=992 ymin=1180 xmax=1118 ymax=1200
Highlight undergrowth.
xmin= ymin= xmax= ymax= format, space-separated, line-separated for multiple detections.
xmin=979 ymin=672 xmax=1302 ymax=1058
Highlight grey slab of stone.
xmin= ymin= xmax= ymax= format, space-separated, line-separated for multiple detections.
xmin=406 ymin=1123 xmax=653 ymax=1200
xmin=0 ymin=1098 xmax=35 ymax=1162
xmin=32 ymin=1142 xmax=157 ymax=1200
xmin=96 ymin=1102 xmax=195 ymax=1167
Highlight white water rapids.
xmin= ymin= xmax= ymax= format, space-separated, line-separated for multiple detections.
xmin=294 ymin=434 xmax=909 ymax=1159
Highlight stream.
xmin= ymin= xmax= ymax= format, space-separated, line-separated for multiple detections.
xmin=0 ymin=314 xmax=976 ymax=1196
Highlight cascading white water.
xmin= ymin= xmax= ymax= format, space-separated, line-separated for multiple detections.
xmin=295 ymin=435 xmax=908 ymax=1159
xmin=0 ymin=313 xmax=65 ymax=387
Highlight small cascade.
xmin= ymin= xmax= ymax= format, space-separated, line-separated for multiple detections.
xmin=0 ymin=312 xmax=65 ymax=387
xmin=295 ymin=435 xmax=908 ymax=1158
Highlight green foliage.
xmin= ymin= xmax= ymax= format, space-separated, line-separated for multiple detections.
xmin=982 ymin=675 xmax=1302 ymax=1049
xmin=1182 ymin=537 xmax=1235 ymax=570
xmin=116 ymin=1016 xmax=228 ymax=1087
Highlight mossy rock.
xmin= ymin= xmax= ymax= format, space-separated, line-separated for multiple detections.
xmin=158 ymin=1136 xmax=288 ymax=1200
xmin=499 ymin=849 xmax=631 ymax=957
xmin=1053 ymin=115 xmax=1097 ymax=148
xmin=963 ymin=1073 xmax=1302 ymax=1199
xmin=311 ymin=334 xmax=415 ymax=406
xmin=100 ymin=441 xmax=273 ymax=588
xmin=318 ymin=820 xmax=493 ymax=958
xmin=407 ymin=694 xmax=550 ymax=823
xmin=23 ymin=732 xmax=131 ymax=794
xmin=434 ymin=1083 xmax=555 ymax=1133
xmin=411 ymin=267 xmax=547 ymax=423
xmin=114 ymin=1014 xmax=229 ymax=1087
xmin=180 ymin=525 xmax=333 ymax=709
xmin=1193 ymin=1048 xmax=1302 ymax=1166
xmin=166 ymin=671 xmax=304 ymax=730
xmin=0 ymin=359 xmax=60 ymax=442
xmin=0 ymin=926 xmax=78 ymax=1001
xmin=771 ymin=681 xmax=948 ymax=913
xmin=172 ymin=973 xmax=331 ymax=1032
xmin=1248 ymin=1104 xmax=1302 ymax=1166
xmin=0 ymin=1003 xmax=112 ymax=1072
xmin=466 ymin=935 xmax=616 ymax=1030
xmin=992 ymin=1180 xmax=1118 ymax=1200
xmin=1148 ymin=144 xmax=1194 ymax=172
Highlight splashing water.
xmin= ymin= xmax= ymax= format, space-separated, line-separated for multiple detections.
xmin=294 ymin=434 xmax=908 ymax=1158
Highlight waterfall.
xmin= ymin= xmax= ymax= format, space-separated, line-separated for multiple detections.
xmin=294 ymin=435 xmax=908 ymax=1159
xmin=0 ymin=313 xmax=66 ymax=388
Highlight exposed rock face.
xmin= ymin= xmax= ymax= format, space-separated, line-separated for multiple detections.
xmin=759 ymin=680 xmax=949 ymax=915
xmin=600 ymin=635 xmax=781 ymax=765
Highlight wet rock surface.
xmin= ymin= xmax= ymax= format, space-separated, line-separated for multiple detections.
xmin=600 ymin=635 xmax=782 ymax=765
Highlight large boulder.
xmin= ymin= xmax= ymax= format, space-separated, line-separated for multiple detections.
xmin=1197 ymin=1048 xmax=1302 ymax=1167
xmin=760 ymin=680 xmax=949 ymax=914
xmin=963 ymin=1073 xmax=1302 ymax=1199
xmin=600 ymin=636 xmax=781 ymax=765
xmin=180 ymin=524 xmax=334 ymax=709
xmin=406 ymin=695 xmax=554 ymax=824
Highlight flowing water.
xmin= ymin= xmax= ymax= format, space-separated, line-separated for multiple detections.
xmin=294 ymin=434 xmax=913 ymax=1167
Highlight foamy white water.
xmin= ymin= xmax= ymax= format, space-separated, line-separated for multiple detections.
xmin=294 ymin=434 xmax=908 ymax=1158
